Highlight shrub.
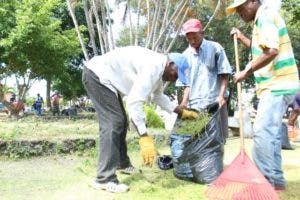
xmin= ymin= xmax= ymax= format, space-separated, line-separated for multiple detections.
xmin=144 ymin=104 xmax=165 ymax=129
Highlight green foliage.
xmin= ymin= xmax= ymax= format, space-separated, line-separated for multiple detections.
xmin=116 ymin=26 xmax=146 ymax=47
xmin=0 ymin=126 xmax=20 ymax=141
xmin=25 ymin=96 xmax=35 ymax=106
xmin=0 ymin=0 xmax=81 ymax=80
xmin=52 ymin=63 xmax=86 ymax=101
xmin=144 ymin=104 xmax=165 ymax=129
xmin=1 ymin=139 xmax=95 ymax=159
xmin=163 ymin=82 xmax=177 ymax=101
xmin=282 ymin=0 xmax=300 ymax=63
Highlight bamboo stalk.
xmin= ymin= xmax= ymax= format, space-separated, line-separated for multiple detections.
xmin=165 ymin=1 xmax=189 ymax=53
xmin=203 ymin=0 xmax=221 ymax=31
xmin=134 ymin=0 xmax=141 ymax=46
xmin=151 ymin=0 xmax=162 ymax=49
xmin=145 ymin=0 xmax=159 ymax=48
xmin=126 ymin=0 xmax=134 ymax=45
xmin=160 ymin=0 xmax=187 ymax=51
xmin=104 ymin=0 xmax=115 ymax=50
xmin=66 ymin=0 xmax=89 ymax=60
xmin=99 ymin=0 xmax=109 ymax=52
xmin=83 ymin=0 xmax=97 ymax=55
xmin=90 ymin=0 xmax=105 ymax=53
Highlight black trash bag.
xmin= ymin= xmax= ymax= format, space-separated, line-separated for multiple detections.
xmin=281 ymin=123 xmax=294 ymax=150
xmin=170 ymin=107 xmax=225 ymax=184
xmin=170 ymin=134 xmax=194 ymax=179
xmin=157 ymin=155 xmax=174 ymax=170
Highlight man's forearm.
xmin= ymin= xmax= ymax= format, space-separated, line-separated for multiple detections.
xmin=180 ymin=87 xmax=190 ymax=107
xmin=250 ymin=48 xmax=278 ymax=72
xmin=219 ymin=74 xmax=229 ymax=98
xmin=238 ymin=34 xmax=251 ymax=48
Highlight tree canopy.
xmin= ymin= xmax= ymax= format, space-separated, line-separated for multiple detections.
xmin=0 ymin=0 xmax=299 ymax=105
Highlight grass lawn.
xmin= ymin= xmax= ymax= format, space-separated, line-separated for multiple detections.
xmin=1 ymin=137 xmax=300 ymax=200
xmin=0 ymin=114 xmax=98 ymax=141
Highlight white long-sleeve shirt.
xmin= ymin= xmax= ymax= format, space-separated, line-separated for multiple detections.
xmin=85 ymin=46 xmax=177 ymax=135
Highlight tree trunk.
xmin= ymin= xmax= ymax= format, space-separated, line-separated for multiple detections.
xmin=83 ymin=0 xmax=98 ymax=55
xmin=66 ymin=0 xmax=89 ymax=60
xmin=127 ymin=0 xmax=134 ymax=45
xmin=99 ymin=0 xmax=110 ymax=52
xmin=46 ymin=79 xmax=51 ymax=109
xmin=166 ymin=3 xmax=189 ymax=52
xmin=134 ymin=0 xmax=141 ymax=46
xmin=90 ymin=0 xmax=105 ymax=53
xmin=104 ymin=0 xmax=115 ymax=50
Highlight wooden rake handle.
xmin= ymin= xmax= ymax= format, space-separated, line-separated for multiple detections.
xmin=233 ymin=34 xmax=245 ymax=150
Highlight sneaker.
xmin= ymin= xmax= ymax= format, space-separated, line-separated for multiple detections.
xmin=274 ymin=185 xmax=286 ymax=193
xmin=119 ymin=166 xmax=142 ymax=175
xmin=91 ymin=180 xmax=129 ymax=193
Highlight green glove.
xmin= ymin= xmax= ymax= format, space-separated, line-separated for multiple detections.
xmin=181 ymin=109 xmax=199 ymax=119
xmin=139 ymin=135 xmax=157 ymax=167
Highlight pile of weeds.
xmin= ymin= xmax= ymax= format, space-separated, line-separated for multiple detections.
xmin=174 ymin=112 xmax=211 ymax=138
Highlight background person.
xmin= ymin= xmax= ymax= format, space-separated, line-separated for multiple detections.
xmin=179 ymin=18 xmax=232 ymax=140
xmin=82 ymin=46 xmax=198 ymax=193
xmin=51 ymin=90 xmax=62 ymax=116
xmin=287 ymin=92 xmax=300 ymax=140
xmin=227 ymin=0 xmax=299 ymax=191
xmin=35 ymin=93 xmax=44 ymax=117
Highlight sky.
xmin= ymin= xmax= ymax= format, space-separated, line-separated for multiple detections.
xmin=4 ymin=76 xmax=46 ymax=98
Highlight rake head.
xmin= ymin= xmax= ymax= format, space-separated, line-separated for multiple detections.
xmin=205 ymin=149 xmax=279 ymax=200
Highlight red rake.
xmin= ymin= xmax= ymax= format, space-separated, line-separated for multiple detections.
xmin=205 ymin=34 xmax=279 ymax=200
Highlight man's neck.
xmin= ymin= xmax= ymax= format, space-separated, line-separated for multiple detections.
xmin=191 ymin=40 xmax=204 ymax=53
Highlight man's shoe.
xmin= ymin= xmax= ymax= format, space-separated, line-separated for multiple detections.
xmin=119 ymin=166 xmax=142 ymax=175
xmin=90 ymin=180 xmax=129 ymax=193
xmin=274 ymin=185 xmax=286 ymax=192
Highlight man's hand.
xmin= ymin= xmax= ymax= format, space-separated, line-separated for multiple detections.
xmin=181 ymin=109 xmax=199 ymax=119
xmin=234 ymin=63 xmax=253 ymax=84
xmin=139 ymin=135 xmax=157 ymax=167
xmin=217 ymin=96 xmax=226 ymax=108
xmin=230 ymin=27 xmax=251 ymax=48
xmin=230 ymin=27 xmax=242 ymax=39
xmin=233 ymin=70 xmax=248 ymax=84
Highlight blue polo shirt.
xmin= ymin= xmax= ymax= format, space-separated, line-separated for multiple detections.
xmin=183 ymin=39 xmax=232 ymax=110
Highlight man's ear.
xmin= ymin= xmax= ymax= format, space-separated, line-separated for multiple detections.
xmin=169 ymin=61 xmax=175 ymax=66
xmin=166 ymin=59 xmax=174 ymax=65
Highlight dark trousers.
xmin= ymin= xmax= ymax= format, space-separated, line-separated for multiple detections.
xmin=82 ymin=67 xmax=130 ymax=183
xmin=220 ymin=103 xmax=229 ymax=140
xmin=36 ymin=104 xmax=42 ymax=116
xmin=52 ymin=104 xmax=60 ymax=116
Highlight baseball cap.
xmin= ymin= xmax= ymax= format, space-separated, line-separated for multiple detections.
xmin=168 ymin=53 xmax=189 ymax=84
xmin=182 ymin=19 xmax=202 ymax=35
xmin=226 ymin=0 xmax=247 ymax=14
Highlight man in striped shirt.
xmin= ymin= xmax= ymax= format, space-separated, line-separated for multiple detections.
xmin=227 ymin=0 xmax=299 ymax=191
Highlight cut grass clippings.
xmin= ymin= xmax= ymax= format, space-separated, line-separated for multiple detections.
xmin=0 ymin=138 xmax=299 ymax=200
xmin=174 ymin=112 xmax=211 ymax=138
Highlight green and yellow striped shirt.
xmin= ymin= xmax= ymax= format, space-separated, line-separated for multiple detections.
xmin=251 ymin=5 xmax=299 ymax=97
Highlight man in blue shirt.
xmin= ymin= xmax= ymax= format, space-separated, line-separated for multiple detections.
xmin=180 ymin=18 xmax=232 ymax=139
xmin=35 ymin=93 xmax=44 ymax=117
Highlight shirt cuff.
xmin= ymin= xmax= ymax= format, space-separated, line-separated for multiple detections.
xmin=137 ymin=124 xmax=147 ymax=136
xmin=169 ymin=103 xmax=178 ymax=113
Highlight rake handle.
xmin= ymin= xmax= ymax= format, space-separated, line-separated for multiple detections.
xmin=233 ymin=34 xmax=245 ymax=150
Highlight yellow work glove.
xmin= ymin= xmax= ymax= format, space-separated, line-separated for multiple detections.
xmin=181 ymin=109 xmax=199 ymax=120
xmin=139 ymin=135 xmax=158 ymax=167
